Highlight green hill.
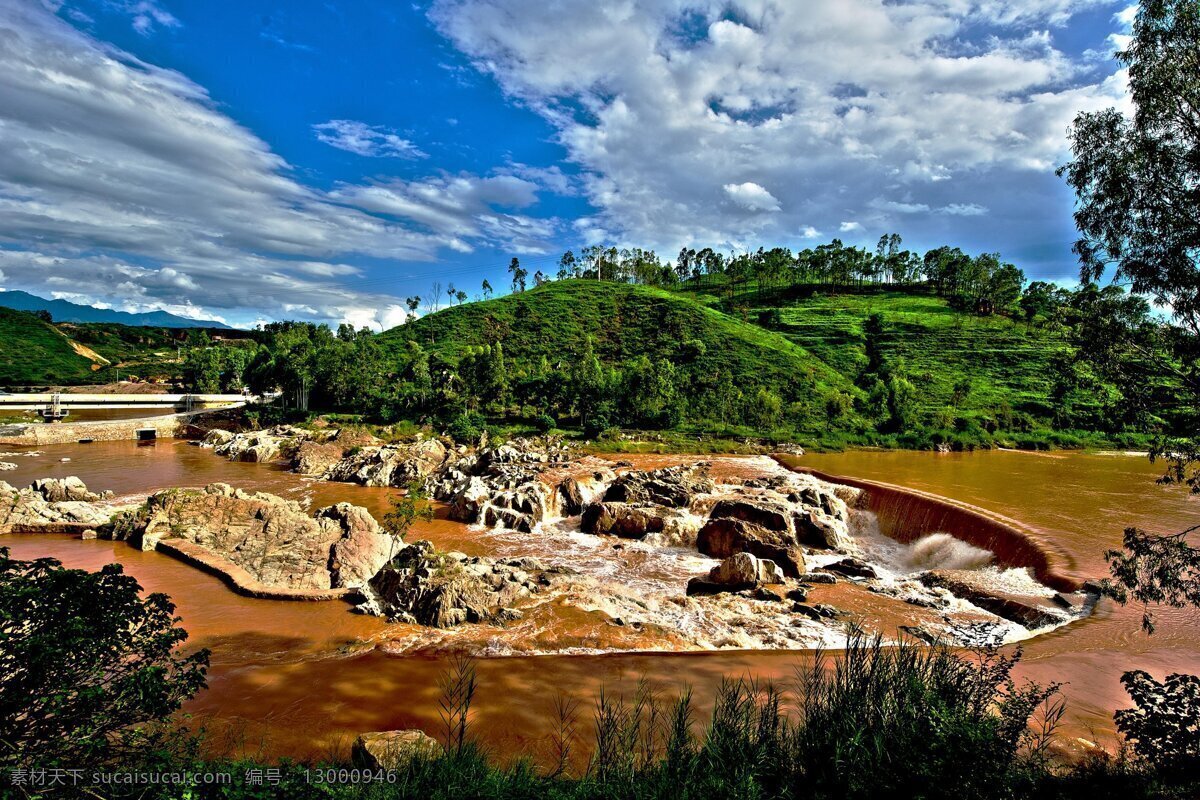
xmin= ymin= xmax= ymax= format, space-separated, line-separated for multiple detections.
xmin=378 ymin=280 xmax=860 ymax=432
xmin=0 ymin=307 xmax=101 ymax=385
xmin=746 ymin=290 xmax=1069 ymax=420
xmin=0 ymin=308 xmax=191 ymax=387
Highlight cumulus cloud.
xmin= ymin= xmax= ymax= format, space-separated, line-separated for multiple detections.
xmin=724 ymin=182 xmax=781 ymax=213
xmin=313 ymin=119 xmax=428 ymax=159
xmin=430 ymin=0 xmax=1128 ymax=272
xmin=0 ymin=3 xmax=556 ymax=327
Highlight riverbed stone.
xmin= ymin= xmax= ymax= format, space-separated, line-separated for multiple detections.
xmin=359 ymin=540 xmax=554 ymax=626
xmin=580 ymin=502 xmax=667 ymax=539
xmin=919 ymin=570 xmax=1066 ymax=629
xmin=351 ymin=730 xmax=441 ymax=770
xmin=603 ymin=463 xmax=713 ymax=508
xmin=0 ymin=479 xmax=127 ymax=532
xmin=696 ymin=517 xmax=806 ymax=577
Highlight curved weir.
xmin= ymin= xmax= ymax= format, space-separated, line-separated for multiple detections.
xmin=774 ymin=455 xmax=1082 ymax=593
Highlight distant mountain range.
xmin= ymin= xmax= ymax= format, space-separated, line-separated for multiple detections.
xmin=0 ymin=290 xmax=230 ymax=329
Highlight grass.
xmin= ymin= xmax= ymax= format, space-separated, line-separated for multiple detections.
xmin=0 ymin=306 xmax=98 ymax=385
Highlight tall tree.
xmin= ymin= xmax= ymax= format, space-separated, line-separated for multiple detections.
xmin=1060 ymin=1 xmax=1200 ymax=640
xmin=508 ymin=258 xmax=527 ymax=293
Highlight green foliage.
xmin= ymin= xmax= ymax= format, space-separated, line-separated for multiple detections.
xmin=0 ymin=547 xmax=209 ymax=768
xmin=381 ymin=483 xmax=435 ymax=540
xmin=447 ymin=410 xmax=487 ymax=443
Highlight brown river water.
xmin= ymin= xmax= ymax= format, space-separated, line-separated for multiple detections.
xmin=2 ymin=441 xmax=1197 ymax=762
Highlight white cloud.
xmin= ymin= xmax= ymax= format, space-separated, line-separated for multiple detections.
xmin=120 ymin=1 xmax=180 ymax=36
xmin=840 ymin=221 xmax=863 ymax=233
xmin=723 ymin=182 xmax=781 ymax=213
xmin=799 ymin=226 xmax=821 ymax=239
xmin=0 ymin=3 xmax=557 ymax=327
xmin=941 ymin=203 xmax=988 ymax=217
xmin=430 ymin=0 xmax=1128 ymax=266
xmin=313 ymin=119 xmax=427 ymax=159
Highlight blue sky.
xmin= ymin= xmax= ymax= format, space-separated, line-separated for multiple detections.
xmin=0 ymin=0 xmax=1134 ymax=327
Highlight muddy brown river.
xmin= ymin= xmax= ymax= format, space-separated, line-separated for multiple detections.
xmin=2 ymin=441 xmax=1197 ymax=763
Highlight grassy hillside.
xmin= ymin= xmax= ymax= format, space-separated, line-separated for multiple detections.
xmin=0 ymin=307 xmax=100 ymax=385
xmin=757 ymin=290 xmax=1069 ymax=420
xmin=379 ymin=280 xmax=861 ymax=429
xmin=0 ymin=309 xmax=192 ymax=386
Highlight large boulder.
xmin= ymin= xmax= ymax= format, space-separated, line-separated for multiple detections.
xmin=603 ymin=464 xmax=714 ymax=508
xmin=210 ymin=426 xmax=308 ymax=463
xmin=687 ymin=552 xmax=781 ymax=595
xmin=115 ymin=484 xmax=396 ymax=591
xmin=794 ymin=509 xmax=853 ymax=551
xmin=351 ymin=730 xmax=441 ymax=770
xmin=709 ymin=498 xmax=792 ymax=533
xmin=319 ymin=503 xmax=403 ymax=588
xmin=358 ymin=542 xmax=554 ymax=627
xmin=696 ymin=517 xmax=806 ymax=577
xmin=580 ymin=502 xmax=667 ymax=539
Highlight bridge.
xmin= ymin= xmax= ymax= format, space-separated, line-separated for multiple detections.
xmin=0 ymin=392 xmax=252 ymax=417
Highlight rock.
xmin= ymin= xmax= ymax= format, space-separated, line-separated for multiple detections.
xmin=753 ymin=587 xmax=785 ymax=602
xmin=211 ymin=426 xmax=307 ymax=463
xmin=0 ymin=479 xmax=126 ymax=533
xmin=359 ymin=540 xmax=555 ymax=627
xmin=899 ymin=625 xmax=940 ymax=645
xmin=920 ymin=571 xmax=1065 ymax=629
xmin=115 ymin=484 xmax=394 ymax=591
xmin=603 ymin=463 xmax=713 ymax=508
xmin=326 ymin=438 xmax=448 ymax=487
xmin=351 ymin=730 xmax=441 ymax=770
xmin=709 ymin=498 xmax=792 ymax=533
xmin=696 ymin=517 xmax=806 ymax=577
xmin=580 ymin=502 xmax=667 ymax=539
xmin=800 ymin=572 xmax=837 ymax=585
xmin=824 ymin=557 xmax=878 ymax=579
xmin=1052 ymin=592 xmax=1092 ymax=613
xmin=31 ymin=476 xmax=109 ymax=502
xmin=319 ymin=503 xmax=403 ymax=589
xmin=794 ymin=509 xmax=853 ymax=551
xmin=0 ymin=462 xmax=15 ymax=472
xmin=687 ymin=552 xmax=780 ymax=596
xmin=785 ymin=587 xmax=809 ymax=602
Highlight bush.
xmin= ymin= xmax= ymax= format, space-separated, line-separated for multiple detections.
xmin=0 ymin=548 xmax=209 ymax=769
xmin=533 ymin=412 xmax=557 ymax=433
xmin=447 ymin=410 xmax=487 ymax=444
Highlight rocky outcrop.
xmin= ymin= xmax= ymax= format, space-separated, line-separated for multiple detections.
xmin=0 ymin=478 xmax=126 ymax=532
xmin=602 ymin=463 xmax=713 ymax=508
xmin=207 ymin=425 xmax=310 ymax=464
xmin=112 ymin=484 xmax=399 ymax=591
xmin=824 ymin=557 xmax=879 ymax=579
xmin=325 ymin=438 xmax=448 ymax=487
xmin=687 ymin=552 xmax=782 ymax=595
xmin=696 ymin=517 xmax=806 ymax=577
xmin=429 ymin=437 xmax=585 ymax=532
xmin=581 ymin=502 xmax=668 ymax=539
xmin=351 ymin=730 xmax=441 ymax=770
xmin=31 ymin=476 xmax=111 ymax=502
xmin=357 ymin=541 xmax=558 ymax=627
xmin=919 ymin=570 xmax=1066 ymax=629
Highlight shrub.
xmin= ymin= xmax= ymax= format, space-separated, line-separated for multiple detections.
xmin=533 ymin=412 xmax=557 ymax=433
xmin=447 ymin=410 xmax=487 ymax=444
xmin=0 ymin=548 xmax=209 ymax=769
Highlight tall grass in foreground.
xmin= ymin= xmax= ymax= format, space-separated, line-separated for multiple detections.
xmin=29 ymin=632 xmax=1196 ymax=800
